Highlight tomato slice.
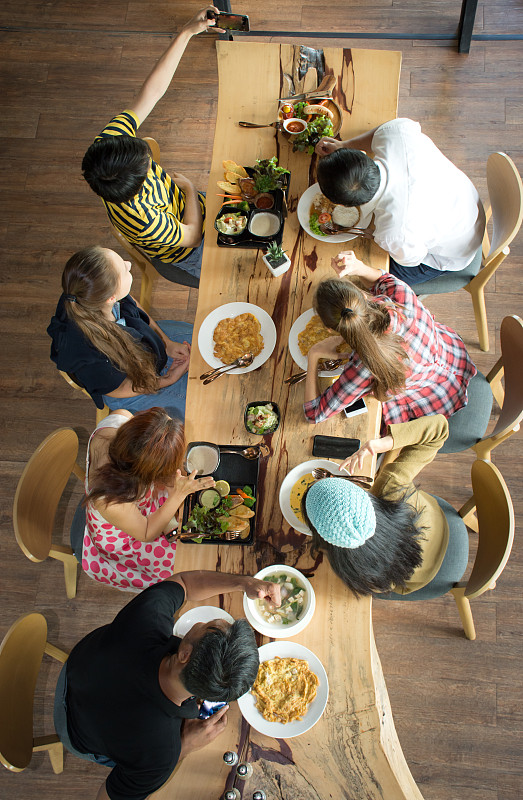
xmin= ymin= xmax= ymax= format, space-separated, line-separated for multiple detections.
xmin=318 ymin=212 xmax=331 ymax=224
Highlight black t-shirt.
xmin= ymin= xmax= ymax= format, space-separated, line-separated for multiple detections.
xmin=47 ymin=294 xmax=168 ymax=409
xmin=66 ymin=581 xmax=198 ymax=800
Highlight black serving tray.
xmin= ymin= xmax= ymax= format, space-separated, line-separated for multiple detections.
xmin=181 ymin=444 xmax=259 ymax=545
xmin=215 ymin=168 xmax=290 ymax=250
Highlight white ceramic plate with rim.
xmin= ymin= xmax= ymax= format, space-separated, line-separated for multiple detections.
xmin=297 ymin=183 xmax=358 ymax=243
xmin=288 ymin=307 xmax=346 ymax=378
xmin=173 ymin=606 xmax=234 ymax=638
xmin=279 ymin=458 xmax=347 ymax=535
xmin=237 ymin=640 xmax=329 ymax=738
xmin=197 ymin=302 xmax=277 ymax=373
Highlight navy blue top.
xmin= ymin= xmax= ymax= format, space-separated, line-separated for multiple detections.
xmin=47 ymin=294 xmax=168 ymax=408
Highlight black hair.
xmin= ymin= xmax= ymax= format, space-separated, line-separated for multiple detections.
xmin=301 ymin=484 xmax=424 ymax=597
xmin=82 ymin=136 xmax=151 ymax=203
xmin=181 ymin=620 xmax=259 ymax=702
xmin=317 ymin=149 xmax=381 ymax=207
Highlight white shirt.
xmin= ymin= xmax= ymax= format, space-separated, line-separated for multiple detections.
xmin=358 ymin=119 xmax=485 ymax=271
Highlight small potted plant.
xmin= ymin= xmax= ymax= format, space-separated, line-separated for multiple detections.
xmin=262 ymin=241 xmax=291 ymax=277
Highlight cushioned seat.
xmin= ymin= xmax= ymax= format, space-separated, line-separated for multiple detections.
xmin=412 ymin=245 xmax=482 ymax=295
xmin=441 ymin=371 xmax=494 ymax=453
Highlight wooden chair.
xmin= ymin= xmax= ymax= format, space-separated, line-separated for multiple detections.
xmin=13 ymin=428 xmax=86 ymax=600
xmin=441 ymin=314 xmax=523 ymax=459
xmin=378 ymin=460 xmax=514 ymax=640
xmin=451 ymin=459 xmax=515 ymax=640
xmin=412 ymin=152 xmax=523 ymax=351
xmin=59 ymin=370 xmax=109 ymax=426
xmin=0 ymin=612 xmax=68 ymax=773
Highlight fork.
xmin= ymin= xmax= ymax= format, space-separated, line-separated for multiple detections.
xmin=285 ymin=358 xmax=344 ymax=386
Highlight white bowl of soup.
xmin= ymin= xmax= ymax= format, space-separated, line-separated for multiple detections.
xmin=243 ymin=564 xmax=315 ymax=638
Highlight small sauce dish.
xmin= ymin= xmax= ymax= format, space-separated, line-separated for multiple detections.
xmin=283 ymin=117 xmax=308 ymax=135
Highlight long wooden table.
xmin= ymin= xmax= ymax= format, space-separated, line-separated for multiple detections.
xmin=154 ymin=42 xmax=425 ymax=800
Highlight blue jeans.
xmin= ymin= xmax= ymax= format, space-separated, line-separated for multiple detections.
xmin=149 ymin=236 xmax=203 ymax=287
xmin=388 ymin=257 xmax=443 ymax=286
xmin=103 ymin=320 xmax=192 ymax=421
xmin=54 ymin=664 xmax=116 ymax=767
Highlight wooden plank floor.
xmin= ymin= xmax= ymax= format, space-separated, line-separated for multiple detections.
xmin=0 ymin=2 xmax=522 ymax=798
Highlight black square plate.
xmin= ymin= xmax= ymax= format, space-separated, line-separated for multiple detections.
xmin=181 ymin=445 xmax=259 ymax=545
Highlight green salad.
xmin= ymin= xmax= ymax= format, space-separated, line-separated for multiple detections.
xmin=309 ymin=212 xmax=327 ymax=237
xmin=245 ymin=403 xmax=279 ymax=434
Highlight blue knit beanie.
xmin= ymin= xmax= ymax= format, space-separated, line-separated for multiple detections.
xmin=305 ymin=478 xmax=376 ymax=548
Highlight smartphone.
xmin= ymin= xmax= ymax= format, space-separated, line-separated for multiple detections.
xmin=207 ymin=9 xmax=250 ymax=32
xmin=198 ymin=700 xmax=227 ymax=720
xmin=343 ymin=398 xmax=367 ymax=418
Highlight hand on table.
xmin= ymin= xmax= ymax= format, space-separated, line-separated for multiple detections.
xmin=340 ymin=435 xmax=394 ymax=473
xmin=332 ymin=250 xmax=366 ymax=279
xmin=182 ymin=6 xmax=225 ymax=37
xmin=315 ymin=136 xmax=341 ymax=157
xmin=166 ymin=340 xmax=191 ymax=363
xmin=180 ymin=705 xmax=229 ymax=756
xmin=246 ymin=578 xmax=282 ymax=608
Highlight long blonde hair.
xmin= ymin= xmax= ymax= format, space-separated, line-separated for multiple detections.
xmin=62 ymin=246 xmax=159 ymax=394
xmin=314 ymin=279 xmax=408 ymax=401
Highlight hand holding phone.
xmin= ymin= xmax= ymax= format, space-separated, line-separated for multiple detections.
xmin=206 ymin=9 xmax=250 ymax=31
xmin=198 ymin=700 xmax=227 ymax=719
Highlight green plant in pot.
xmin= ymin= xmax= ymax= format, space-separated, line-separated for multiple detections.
xmin=262 ymin=241 xmax=291 ymax=276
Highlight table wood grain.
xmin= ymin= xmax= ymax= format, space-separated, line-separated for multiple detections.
xmin=153 ymin=42 xmax=424 ymax=800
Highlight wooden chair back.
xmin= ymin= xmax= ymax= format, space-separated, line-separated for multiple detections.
xmin=465 ymin=459 xmax=514 ymax=598
xmin=0 ymin=613 xmax=67 ymax=773
xmin=58 ymin=370 xmax=109 ymax=425
xmin=13 ymin=429 xmax=85 ymax=598
xmin=483 ymin=152 xmax=523 ymax=267
xmin=108 ymin=136 xmax=160 ymax=314
xmin=474 ymin=314 xmax=523 ymax=459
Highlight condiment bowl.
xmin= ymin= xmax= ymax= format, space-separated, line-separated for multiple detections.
xmin=243 ymin=564 xmax=316 ymax=638
xmin=283 ymin=117 xmax=308 ymax=135
xmin=244 ymin=401 xmax=281 ymax=435
xmin=247 ymin=209 xmax=282 ymax=239
xmin=184 ymin=441 xmax=220 ymax=475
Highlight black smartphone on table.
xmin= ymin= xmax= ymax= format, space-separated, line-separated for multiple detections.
xmin=207 ymin=9 xmax=250 ymax=31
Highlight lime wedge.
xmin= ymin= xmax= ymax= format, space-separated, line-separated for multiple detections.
xmin=215 ymin=480 xmax=230 ymax=497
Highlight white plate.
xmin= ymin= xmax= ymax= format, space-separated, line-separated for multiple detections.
xmin=288 ymin=308 xmax=345 ymax=378
xmin=279 ymin=459 xmax=346 ymax=535
xmin=297 ymin=183 xmax=357 ymax=243
xmin=237 ymin=641 xmax=329 ymax=738
xmin=173 ymin=606 xmax=235 ymax=638
xmin=197 ymin=302 xmax=277 ymax=373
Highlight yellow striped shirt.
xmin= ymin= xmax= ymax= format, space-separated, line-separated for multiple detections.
xmin=96 ymin=111 xmax=205 ymax=264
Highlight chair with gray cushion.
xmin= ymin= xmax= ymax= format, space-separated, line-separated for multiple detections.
xmin=375 ymin=460 xmax=514 ymax=640
xmin=412 ymin=152 xmax=523 ymax=351
xmin=442 ymin=314 xmax=523 ymax=459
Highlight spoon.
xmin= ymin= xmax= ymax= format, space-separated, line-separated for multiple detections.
xmin=285 ymin=358 xmax=345 ymax=386
xmin=219 ymin=444 xmax=270 ymax=460
xmin=311 ymin=467 xmax=373 ymax=486
xmin=201 ymin=353 xmax=254 ymax=383
xmin=238 ymin=120 xmax=281 ymax=129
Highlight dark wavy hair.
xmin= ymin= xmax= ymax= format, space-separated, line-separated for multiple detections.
xmin=301 ymin=483 xmax=424 ymax=597
xmin=86 ymin=408 xmax=185 ymax=507
xmin=181 ymin=620 xmax=259 ymax=702
xmin=317 ymin=148 xmax=380 ymax=206
xmin=82 ymin=135 xmax=151 ymax=203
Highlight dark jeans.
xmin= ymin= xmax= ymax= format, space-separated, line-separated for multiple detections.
xmin=54 ymin=664 xmax=116 ymax=767
xmin=388 ymin=257 xmax=443 ymax=286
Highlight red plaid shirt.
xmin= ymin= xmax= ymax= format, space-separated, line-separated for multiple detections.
xmin=304 ymin=274 xmax=477 ymax=427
